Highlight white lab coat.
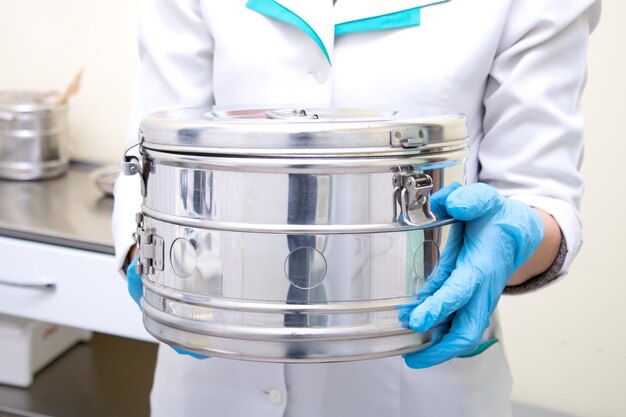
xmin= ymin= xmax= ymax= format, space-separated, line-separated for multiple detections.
xmin=112 ymin=1 xmax=600 ymax=416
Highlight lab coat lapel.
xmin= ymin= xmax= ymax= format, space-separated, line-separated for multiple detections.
xmin=247 ymin=0 xmax=335 ymax=64
xmin=246 ymin=0 xmax=450 ymax=64
xmin=334 ymin=0 xmax=449 ymax=24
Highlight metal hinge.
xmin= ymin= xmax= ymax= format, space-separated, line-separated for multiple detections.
xmin=393 ymin=172 xmax=436 ymax=227
xmin=133 ymin=213 xmax=164 ymax=275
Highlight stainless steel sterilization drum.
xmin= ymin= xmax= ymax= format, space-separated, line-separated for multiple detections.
xmin=0 ymin=92 xmax=69 ymax=180
xmin=123 ymin=107 xmax=468 ymax=363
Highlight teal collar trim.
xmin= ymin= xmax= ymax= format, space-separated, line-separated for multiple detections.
xmin=247 ymin=0 xmax=449 ymax=65
xmin=246 ymin=0 xmax=331 ymax=64
xmin=335 ymin=7 xmax=421 ymax=36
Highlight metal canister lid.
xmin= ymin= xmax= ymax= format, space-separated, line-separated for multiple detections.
xmin=139 ymin=107 xmax=467 ymax=157
xmin=0 ymin=92 xmax=62 ymax=112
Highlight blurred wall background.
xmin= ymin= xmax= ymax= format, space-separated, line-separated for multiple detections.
xmin=0 ymin=1 xmax=624 ymax=416
xmin=0 ymin=0 xmax=141 ymax=163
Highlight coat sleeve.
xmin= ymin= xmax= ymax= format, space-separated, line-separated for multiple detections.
xmin=478 ymin=1 xmax=601 ymax=291
xmin=112 ymin=0 xmax=215 ymax=271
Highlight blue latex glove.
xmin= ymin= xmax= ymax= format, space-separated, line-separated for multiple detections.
xmin=401 ymin=182 xmax=544 ymax=368
xmin=127 ymin=257 xmax=208 ymax=360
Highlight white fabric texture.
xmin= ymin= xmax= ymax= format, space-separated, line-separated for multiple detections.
xmin=112 ymin=0 xmax=600 ymax=416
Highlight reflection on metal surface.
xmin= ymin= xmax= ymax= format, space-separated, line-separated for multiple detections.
xmin=141 ymin=290 xmax=438 ymax=363
xmin=139 ymin=159 xmax=459 ymax=234
xmin=170 ymin=238 xmax=197 ymax=279
xmin=413 ymin=239 xmax=440 ymax=287
xmin=284 ymin=246 xmax=327 ymax=290
xmin=283 ymin=173 xmax=329 ymax=331
xmin=140 ymin=204 xmax=456 ymax=234
xmin=137 ymin=214 xmax=460 ymax=362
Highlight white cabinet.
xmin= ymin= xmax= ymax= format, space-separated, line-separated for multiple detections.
xmin=0 ymin=236 xmax=153 ymax=342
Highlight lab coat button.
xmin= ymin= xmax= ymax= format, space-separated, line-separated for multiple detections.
xmin=310 ymin=68 xmax=328 ymax=84
xmin=268 ymin=389 xmax=283 ymax=405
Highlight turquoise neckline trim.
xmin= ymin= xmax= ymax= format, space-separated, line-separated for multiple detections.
xmin=335 ymin=7 xmax=421 ymax=36
xmin=246 ymin=0 xmax=450 ymax=65
xmin=246 ymin=0 xmax=331 ymax=64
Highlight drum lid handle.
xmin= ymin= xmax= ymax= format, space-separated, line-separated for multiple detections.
xmin=122 ymin=129 xmax=148 ymax=196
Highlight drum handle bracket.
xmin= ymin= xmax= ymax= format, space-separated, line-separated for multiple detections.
xmin=122 ymin=130 xmax=149 ymax=196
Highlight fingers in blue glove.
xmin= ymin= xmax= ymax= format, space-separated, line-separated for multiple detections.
xmin=172 ymin=346 xmax=210 ymax=360
xmin=126 ymin=257 xmax=143 ymax=307
xmin=408 ymin=256 xmax=477 ymax=332
xmin=407 ymin=193 xmax=515 ymax=333
xmin=403 ymin=290 xmax=491 ymax=369
xmin=416 ymin=221 xmax=465 ymax=297
xmin=397 ymin=221 xmax=465 ymax=324
xmin=430 ymin=181 xmax=463 ymax=218
xmin=402 ymin=183 xmax=544 ymax=368
xmin=445 ymin=182 xmax=503 ymax=220
xmin=446 ymin=183 xmax=543 ymax=268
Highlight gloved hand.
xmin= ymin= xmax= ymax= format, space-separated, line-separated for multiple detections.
xmin=401 ymin=182 xmax=544 ymax=368
xmin=127 ymin=257 xmax=208 ymax=360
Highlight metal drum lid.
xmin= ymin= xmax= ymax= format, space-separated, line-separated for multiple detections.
xmin=139 ymin=107 xmax=468 ymax=157
xmin=0 ymin=92 xmax=65 ymax=114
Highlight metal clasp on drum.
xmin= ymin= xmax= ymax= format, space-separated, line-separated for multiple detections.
xmin=393 ymin=172 xmax=436 ymax=227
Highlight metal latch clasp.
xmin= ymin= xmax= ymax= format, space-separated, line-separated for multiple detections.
xmin=393 ymin=172 xmax=436 ymax=227
xmin=133 ymin=213 xmax=164 ymax=275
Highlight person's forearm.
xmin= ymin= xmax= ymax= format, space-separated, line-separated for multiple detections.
xmin=507 ymin=208 xmax=561 ymax=287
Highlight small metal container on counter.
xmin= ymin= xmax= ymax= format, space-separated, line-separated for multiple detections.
xmin=123 ymin=107 xmax=468 ymax=363
xmin=0 ymin=92 xmax=69 ymax=180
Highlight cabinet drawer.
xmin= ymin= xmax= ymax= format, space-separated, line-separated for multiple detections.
xmin=0 ymin=236 xmax=153 ymax=342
